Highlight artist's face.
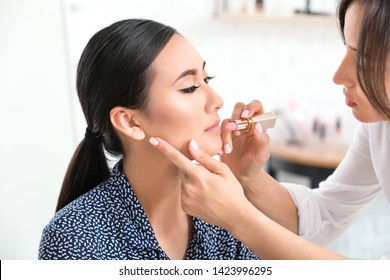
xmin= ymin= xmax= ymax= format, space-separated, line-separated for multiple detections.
xmin=141 ymin=34 xmax=224 ymax=158
xmin=333 ymin=2 xmax=390 ymax=122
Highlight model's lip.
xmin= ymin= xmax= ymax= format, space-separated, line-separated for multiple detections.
xmin=205 ymin=119 xmax=221 ymax=132
xmin=343 ymin=88 xmax=357 ymax=107
xmin=345 ymin=95 xmax=357 ymax=107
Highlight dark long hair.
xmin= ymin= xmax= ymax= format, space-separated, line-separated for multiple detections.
xmin=338 ymin=0 xmax=390 ymax=119
xmin=56 ymin=19 xmax=176 ymax=211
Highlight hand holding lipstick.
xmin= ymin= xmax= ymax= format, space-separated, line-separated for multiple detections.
xmin=220 ymin=100 xmax=272 ymax=183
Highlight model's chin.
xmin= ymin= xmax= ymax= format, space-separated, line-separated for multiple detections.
xmin=352 ymin=109 xmax=385 ymax=123
xmin=202 ymin=139 xmax=223 ymax=157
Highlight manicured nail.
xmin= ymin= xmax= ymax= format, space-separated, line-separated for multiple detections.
xmin=149 ymin=137 xmax=159 ymax=146
xmin=255 ymin=123 xmax=263 ymax=134
xmin=190 ymin=139 xmax=199 ymax=151
xmin=225 ymin=122 xmax=237 ymax=131
xmin=224 ymin=143 xmax=231 ymax=154
xmin=241 ymin=109 xmax=249 ymax=118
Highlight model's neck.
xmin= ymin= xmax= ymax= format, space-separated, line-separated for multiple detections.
xmin=122 ymin=142 xmax=185 ymax=219
xmin=122 ymin=142 xmax=192 ymax=259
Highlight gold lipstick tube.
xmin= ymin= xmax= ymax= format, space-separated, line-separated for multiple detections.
xmin=231 ymin=112 xmax=276 ymax=131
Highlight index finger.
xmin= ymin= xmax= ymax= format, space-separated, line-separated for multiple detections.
xmin=220 ymin=102 xmax=245 ymax=154
xmin=149 ymin=136 xmax=196 ymax=174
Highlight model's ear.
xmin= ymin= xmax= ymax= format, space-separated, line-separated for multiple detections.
xmin=110 ymin=107 xmax=145 ymax=140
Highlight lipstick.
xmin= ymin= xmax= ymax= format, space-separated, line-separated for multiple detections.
xmin=226 ymin=112 xmax=276 ymax=131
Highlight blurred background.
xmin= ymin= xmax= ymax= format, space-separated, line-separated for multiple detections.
xmin=1 ymin=0 xmax=389 ymax=259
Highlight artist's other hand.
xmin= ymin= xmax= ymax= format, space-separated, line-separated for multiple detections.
xmin=149 ymin=137 xmax=252 ymax=231
xmin=220 ymin=100 xmax=271 ymax=182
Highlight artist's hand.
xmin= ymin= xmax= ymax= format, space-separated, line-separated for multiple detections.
xmin=220 ymin=100 xmax=271 ymax=182
xmin=149 ymin=137 xmax=252 ymax=231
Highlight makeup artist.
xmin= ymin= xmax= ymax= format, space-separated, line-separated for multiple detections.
xmin=150 ymin=0 xmax=390 ymax=259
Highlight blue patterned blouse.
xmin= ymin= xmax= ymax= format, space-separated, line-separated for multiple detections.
xmin=38 ymin=161 xmax=259 ymax=260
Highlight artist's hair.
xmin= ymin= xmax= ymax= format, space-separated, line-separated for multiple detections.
xmin=56 ymin=19 xmax=177 ymax=211
xmin=338 ymin=0 xmax=390 ymax=119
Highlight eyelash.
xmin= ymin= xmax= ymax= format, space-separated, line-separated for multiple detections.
xmin=180 ymin=76 xmax=215 ymax=93
xmin=204 ymin=75 xmax=215 ymax=84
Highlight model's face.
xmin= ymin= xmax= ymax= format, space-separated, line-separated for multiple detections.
xmin=333 ymin=2 xmax=390 ymax=122
xmin=141 ymin=34 xmax=224 ymax=157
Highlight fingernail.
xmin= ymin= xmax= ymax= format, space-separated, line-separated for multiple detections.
xmin=234 ymin=131 xmax=241 ymax=137
xmin=241 ymin=109 xmax=249 ymax=118
xmin=149 ymin=137 xmax=159 ymax=146
xmin=225 ymin=122 xmax=237 ymax=131
xmin=190 ymin=139 xmax=199 ymax=151
xmin=224 ymin=143 xmax=231 ymax=154
xmin=255 ymin=123 xmax=263 ymax=134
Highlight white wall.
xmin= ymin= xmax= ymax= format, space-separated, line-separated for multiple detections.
xmin=0 ymin=0 xmax=74 ymax=259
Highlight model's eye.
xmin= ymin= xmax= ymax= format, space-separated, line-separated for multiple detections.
xmin=204 ymin=76 xmax=215 ymax=84
xmin=180 ymin=85 xmax=200 ymax=93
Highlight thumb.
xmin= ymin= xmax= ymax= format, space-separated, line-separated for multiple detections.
xmin=188 ymin=139 xmax=227 ymax=175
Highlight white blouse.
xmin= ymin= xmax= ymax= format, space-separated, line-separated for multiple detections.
xmin=283 ymin=121 xmax=390 ymax=246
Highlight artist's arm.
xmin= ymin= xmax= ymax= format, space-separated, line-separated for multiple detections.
xmin=149 ymin=137 xmax=348 ymax=260
xmin=228 ymin=198 xmax=347 ymax=260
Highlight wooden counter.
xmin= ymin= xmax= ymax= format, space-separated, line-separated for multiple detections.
xmin=268 ymin=141 xmax=348 ymax=188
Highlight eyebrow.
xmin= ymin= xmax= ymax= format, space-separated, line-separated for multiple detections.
xmin=172 ymin=61 xmax=206 ymax=85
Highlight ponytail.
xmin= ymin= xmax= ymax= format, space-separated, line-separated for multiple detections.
xmin=56 ymin=138 xmax=110 ymax=211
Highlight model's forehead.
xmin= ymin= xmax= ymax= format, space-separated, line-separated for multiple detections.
xmin=151 ymin=34 xmax=203 ymax=79
xmin=343 ymin=2 xmax=364 ymax=49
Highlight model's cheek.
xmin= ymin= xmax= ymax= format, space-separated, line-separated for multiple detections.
xmin=354 ymin=94 xmax=383 ymax=122
xmin=148 ymin=113 xmax=200 ymax=155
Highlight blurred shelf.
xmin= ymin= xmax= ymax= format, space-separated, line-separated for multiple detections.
xmin=215 ymin=12 xmax=337 ymax=24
